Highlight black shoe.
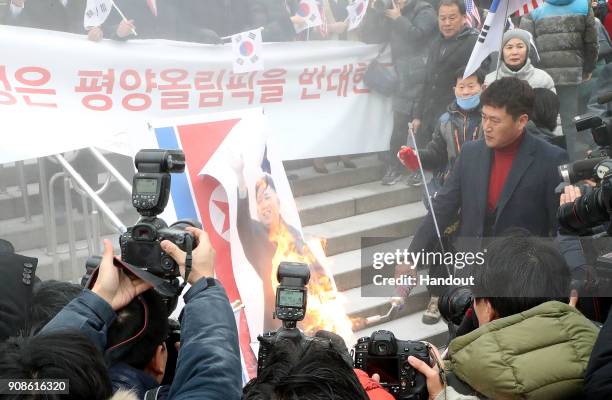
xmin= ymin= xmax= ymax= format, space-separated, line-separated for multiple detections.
xmin=382 ymin=165 xmax=402 ymax=185
xmin=405 ymin=172 xmax=423 ymax=187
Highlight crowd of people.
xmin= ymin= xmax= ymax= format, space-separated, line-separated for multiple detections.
xmin=4 ymin=0 xmax=612 ymax=399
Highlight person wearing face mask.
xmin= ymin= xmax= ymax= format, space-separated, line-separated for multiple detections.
xmin=397 ymin=67 xmax=484 ymax=324
xmin=484 ymin=29 xmax=556 ymax=93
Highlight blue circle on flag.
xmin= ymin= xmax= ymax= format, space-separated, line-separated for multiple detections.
xmin=240 ymin=41 xmax=254 ymax=57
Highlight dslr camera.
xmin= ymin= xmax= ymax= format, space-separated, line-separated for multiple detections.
xmin=257 ymin=261 xmax=329 ymax=373
xmin=557 ymin=97 xmax=612 ymax=235
xmin=119 ymin=149 xmax=201 ymax=284
xmin=354 ymin=330 xmax=430 ymax=399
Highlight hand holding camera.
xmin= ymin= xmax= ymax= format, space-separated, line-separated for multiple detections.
xmin=161 ymin=227 xmax=215 ymax=285
xmin=91 ymin=239 xmax=153 ymax=311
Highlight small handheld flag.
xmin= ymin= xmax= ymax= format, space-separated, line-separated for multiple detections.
xmin=346 ymin=0 xmax=369 ymax=31
xmin=295 ymin=0 xmax=323 ymax=33
xmin=232 ymin=29 xmax=264 ymax=73
xmin=83 ymin=0 xmax=113 ymax=29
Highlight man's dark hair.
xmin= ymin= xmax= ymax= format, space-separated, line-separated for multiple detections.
xmin=27 ymin=280 xmax=82 ymax=335
xmin=255 ymin=174 xmax=277 ymax=197
xmin=0 ymin=332 xmax=112 ymax=400
xmin=480 ymin=77 xmax=535 ymax=120
xmin=455 ymin=67 xmax=486 ymax=85
xmin=438 ymin=0 xmax=466 ymax=15
xmin=473 ymin=229 xmax=571 ymax=318
xmin=531 ymin=88 xmax=560 ymax=131
xmin=243 ymin=336 xmax=368 ymax=400
xmin=107 ymin=289 xmax=169 ymax=369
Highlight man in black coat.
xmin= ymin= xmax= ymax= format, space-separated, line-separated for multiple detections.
xmin=411 ymin=0 xmax=486 ymax=150
xmin=402 ymin=78 xmax=568 ymax=323
xmin=248 ymin=0 xmax=299 ymax=42
xmin=6 ymin=0 xmax=84 ymax=33
xmin=584 ymin=306 xmax=612 ymax=398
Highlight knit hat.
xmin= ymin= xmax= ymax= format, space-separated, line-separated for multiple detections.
xmin=503 ymin=29 xmax=541 ymax=62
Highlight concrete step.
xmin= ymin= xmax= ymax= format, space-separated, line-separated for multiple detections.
xmin=0 ymin=179 xmax=132 ymax=221
xmin=0 ymin=201 xmax=139 ymax=252
xmin=289 ymin=155 xmax=385 ymax=198
xmin=19 ymin=234 xmax=120 ymax=283
xmin=354 ymin=312 xmax=449 ymax=349
xmin=283 ymin=153 xmax=377 ymax=172
xmin=330 ymin=237 xmax=413 ymax=292
xmin=296 ymin=181 xmax=422 ymax=227
xmin=304 ymin=203 xmax=427 ymax=257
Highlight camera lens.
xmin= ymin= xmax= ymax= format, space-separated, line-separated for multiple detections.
xmin=558 ymin=188 xmax=608 ymax=233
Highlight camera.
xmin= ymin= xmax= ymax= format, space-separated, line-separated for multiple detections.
xmin=119 ymin=149 xmax=201 ymax=282
xmin=354 ymin=330 xmax=429 ymax=400
xmin=257 ymin=262 xmax=323 ymax=373
xmin=438 ymin=286 xmax=473 ymax=327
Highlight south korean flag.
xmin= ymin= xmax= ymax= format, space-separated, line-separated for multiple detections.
xmin=295 ymin=0 xmax=323 ymax=33
xmin=232 ymin=29 xmax=264 ymax=74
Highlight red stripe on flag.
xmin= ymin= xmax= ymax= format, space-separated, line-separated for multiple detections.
xmin=176 ymin=120 xmax=259 ymax=379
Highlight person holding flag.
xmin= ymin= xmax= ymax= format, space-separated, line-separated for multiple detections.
xmin=248 ymin=0 xmax=303 ymax=42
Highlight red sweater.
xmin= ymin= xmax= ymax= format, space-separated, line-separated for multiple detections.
xmin=487 ymin=134 xmax=524 ymax=211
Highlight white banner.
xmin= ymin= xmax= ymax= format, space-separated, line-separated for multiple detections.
xmin=0 ymin=25 xmax=392 ymax=164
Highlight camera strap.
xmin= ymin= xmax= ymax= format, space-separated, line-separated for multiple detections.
xmin=179 ymin=236 xmax=194 ymax=292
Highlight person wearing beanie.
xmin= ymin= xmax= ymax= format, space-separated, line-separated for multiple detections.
xmin=520 ymin=0 xmax=599 ymax=161
xmin=484 ymin=29 xmax=556 ymax=92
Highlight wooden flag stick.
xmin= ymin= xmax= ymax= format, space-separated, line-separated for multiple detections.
xmin=110 ymin=0 xmax=138 ymax=36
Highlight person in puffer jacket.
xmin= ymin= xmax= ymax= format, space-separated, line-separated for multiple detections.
xmin=405 ymin=231 xmax=599 ymax=400
xmin=484 ymin=29 xmax=556 ymax=92
xmin=520 ymin=0 xmax=599 ymax=161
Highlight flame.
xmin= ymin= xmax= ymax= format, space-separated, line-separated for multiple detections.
xmin=268 ymin=218 xmax=354 ymax=345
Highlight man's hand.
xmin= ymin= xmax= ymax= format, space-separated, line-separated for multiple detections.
xmin=407 ymin=345 xmax=445 ymax=400
xmin=398 ymin=146 xmax=420 ymax=171
xmin=583 ymin=72 xmax=593 ymax=82
xmin=92 ymin=240 xmax=153 ymax=311
xmin=161 ymin=227 xmax=215 ymax=285
xmin=11 ymin=0 xmax=25 ymax=7
xmin=116 ymin=19 xmax=135 ymax=38
xmin=560 ymin=185 xmax=581 ymax=206
xmin=87 ymin=26 xmax=103 ymax=42
xmin=327 ymin=21 xmax=348 ymax=34
xmin=411 ymin=119 xmax=421 ymax=133
xmin=291 ymin=15 xmax=306 ymax=30
xmin=384 ymin=2 xmax=402 ymax=19
xmin=569 ymin=289 xmax=579 ymax=308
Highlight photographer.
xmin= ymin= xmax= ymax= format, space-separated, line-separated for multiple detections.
xmin=407 ymin=232 xmax=599 ymax=400
xmin=41 ymin=228 xmax=242 ymax=400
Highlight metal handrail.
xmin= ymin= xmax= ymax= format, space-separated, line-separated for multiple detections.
xmin=89 ymin=147 xmax=132 ymax=194
xmin=55 ymin=154 xmax=127 ymax=234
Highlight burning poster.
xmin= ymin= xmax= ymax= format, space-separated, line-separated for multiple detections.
xmin=149 ymin=109 xmax=353 ymax=380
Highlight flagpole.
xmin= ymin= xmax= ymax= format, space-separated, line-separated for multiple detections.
xmin=110 ymin=0 xmax=137 ymax=36
xmin=494 ymin=0 xmax=510 ymax=80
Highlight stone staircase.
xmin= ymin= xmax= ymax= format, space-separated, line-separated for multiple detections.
xmin=290 ymin=155 xmax=449 ymax=347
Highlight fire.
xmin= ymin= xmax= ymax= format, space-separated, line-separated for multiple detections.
xmin=268 ymin=218 xmax=354 ymax=345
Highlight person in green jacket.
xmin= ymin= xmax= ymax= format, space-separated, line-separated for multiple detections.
xmin=407 ymin=230 xmax=599 ymax=400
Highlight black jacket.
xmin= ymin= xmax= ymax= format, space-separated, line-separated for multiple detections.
xmin=9 ymin=0 xmax=84 ymax=33
xmin=409 ymin=132 xmax=568 ymax=254
xmin=178 ymin=0 xmax=249 ymax=39
xmin=413 ymin=27 xmax=485 ymax=130
xmin=584 ymin=307 xmax=612 ymax=399
xmin=361 ymin=1 xmax=437 ymax=114
xmin=110 ymin=362 xmax=169 ymax=400
xmin=248 ymin=0 xmax=296 ymax=42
